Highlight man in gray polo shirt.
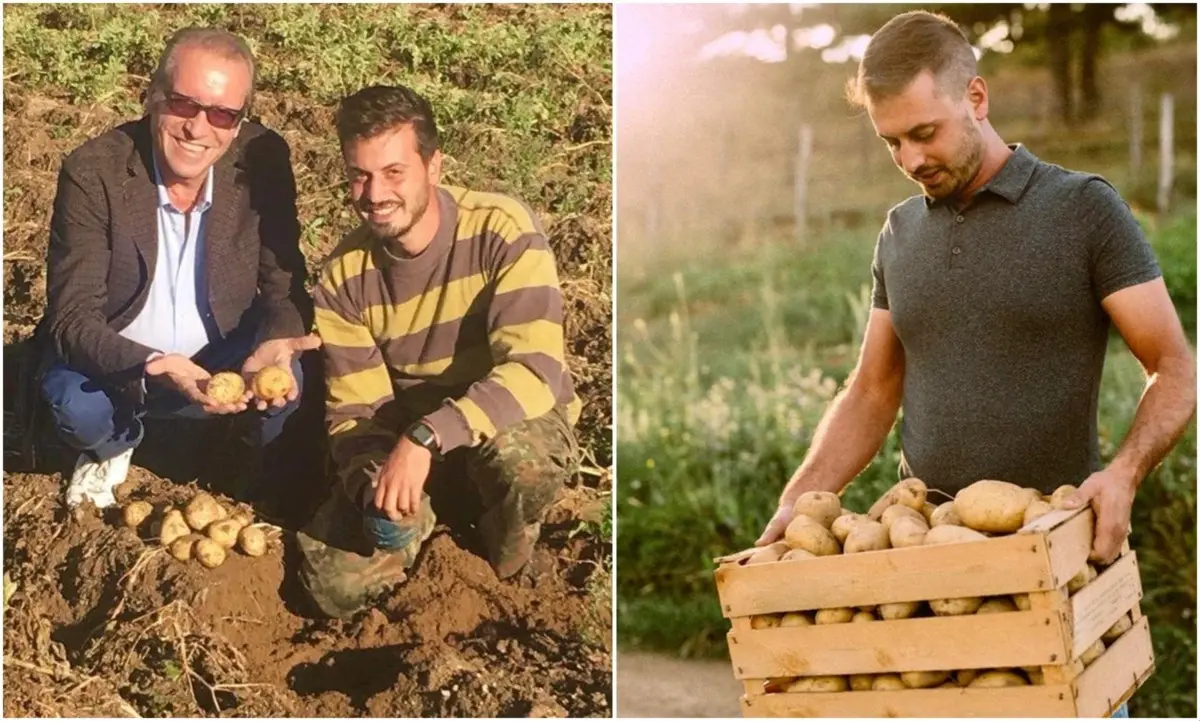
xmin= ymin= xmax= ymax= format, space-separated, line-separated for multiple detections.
xmin=757 ymin=11 xmax=1195 ymax=574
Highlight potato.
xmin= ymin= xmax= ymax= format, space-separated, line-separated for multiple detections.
xmin=919 ymin=501 xmax=937 ymax=524
xmin=122 ymin=500 xmax=154 ymax=529
xmin=924 ymin=525 xmax=989 ymax=545
xmin=830 ymin=513 xmax=871 ymax=544
xmin=936 ymin=680 xmax=958 ymax=689
xmin=976 ymin=597 xmax=1018 ymax=614
xmin=779 ymin=612 xmax=813 ymax=627
xmin=207 ymin=519 xmax=242 ymax=549
xmin=930 ymin=597 xmax=984 ymax=616
xmin=851 ymin=610 xmax=875 ymax=623
xmin=751 ymin=614 xmax=780 ymax=629
xmin=747 ymin=541 xmax=791 ymax=565
xmin=889 ymin=516 xmax=929 ymax=548
xmin=780 ymin=548 xmax=816 ymax=562
xmin=880 ymin=504 xmax=927 ymax=532
xmin=867 ymin=478 xmax=927 ymax=520
xmin=786 ymin=676 xmax=848 ymax=693
xmin=159 ymin=510 xmax=191 ymax=546
xmin=792 ymin=491 xmax=842 ymax=529
xmin=929 ymin=502 xmax=962 ymax=527
xmin=1049 ymin=484 xmax=1078 ymax=510
xmin=968 ymin=670 xmax=1028 ymax=688
xmin=843 ymin=522 xmax=890 ymax=554
xmin=1012 ymin=593 xmax=1031 ymax=611
xmin=184 ymin=492 xmax=226 ymax=532
xmin=901 ymin=670 xmax=950 ymax=689
xmin=878 ymin=601 xmax=922 ymax=620
xmin=205 ymin=372 xmax=246 ymax=404
xmin=193 ymin=537 xmax=227 ymax=569
xmin=871 ymin=674 xmax=906 ymax=691
xmin=784 ymin=515 xmax=841 ymax=556
xmin=252 ymin=365 xmax=293 ymax=401
xmin=1102 ymin=613 xmax=1133 ymax=643
xmin=955 ymin=669 xmax=979 ymax=687
xmin=815 ymin=607 xmax=855 ymax=625
xmin=1023 ymin=499 xmax=1053 ymax=527
xmin=849 ymin=674 xmax=875 ymax=691
xmin=1066 ymin=563 xmax=1097 ymax=594
xmin=762 ymin=678 xmax=790 ymax=694
xmin=858 ymin=604 xmax=877 ymax=614
xmin=1079 ymin=638 xmax=1105 ymax=667
xmin=954 ymin=480 xmax=1037 ymax=533
xmin=1026 ymin=669 xmax=1044 ymax=685
xmin=168 ymin=533 xmax=202 ymax=562
xmin=230 ymin=510 xmax=254 ymax=529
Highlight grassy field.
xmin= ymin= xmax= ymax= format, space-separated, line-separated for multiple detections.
xmin=3 ymin=4 xmax=612 ymax=717
xmin=616 ymin=204 xmax=1198 ymax=716
xmin=3 ymin=2 xmax=612 ymax=475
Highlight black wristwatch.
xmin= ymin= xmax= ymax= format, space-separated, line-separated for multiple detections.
xmin=405 ymin=421 xmax=442 ymax=461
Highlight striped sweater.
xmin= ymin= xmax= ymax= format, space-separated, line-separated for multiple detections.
xmin=314 ymin=185 xmax=579 ymax=470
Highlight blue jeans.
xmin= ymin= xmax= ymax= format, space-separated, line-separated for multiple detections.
xmin=40 ymin=326 xmax=302 ymax=463
xmin=1112 ymin=702 xmax=1129 ymax=718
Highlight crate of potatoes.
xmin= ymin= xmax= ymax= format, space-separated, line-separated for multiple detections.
xmin=712 ymin=479 xmax=1154 ymax=718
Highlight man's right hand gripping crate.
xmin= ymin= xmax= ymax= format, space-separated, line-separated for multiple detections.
xmin=713 ymin=507 xmax=1153 ymax=717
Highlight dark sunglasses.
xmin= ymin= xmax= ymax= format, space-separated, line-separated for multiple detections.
xmin=161 ymin=92 xmax=245 ymax=130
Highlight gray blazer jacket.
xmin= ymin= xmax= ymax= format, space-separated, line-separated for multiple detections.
xmin=41 ymin=116 xmax=313 ymax=402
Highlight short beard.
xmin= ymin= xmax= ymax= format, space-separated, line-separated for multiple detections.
xmin=365 ymin=192 xmax=430 ymax=245
xmin=932 ymin=117 xmax=985 ymax=202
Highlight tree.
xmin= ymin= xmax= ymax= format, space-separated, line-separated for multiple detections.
xmin=692 ymin=3 xmax=1195 ymax=126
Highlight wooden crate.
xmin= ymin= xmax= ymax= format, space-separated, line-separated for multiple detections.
xmin=713 ymin=507 xmax=1154 ymax=717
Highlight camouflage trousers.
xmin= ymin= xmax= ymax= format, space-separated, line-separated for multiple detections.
xmin=297 ymin=406 xmax=578 ymax=619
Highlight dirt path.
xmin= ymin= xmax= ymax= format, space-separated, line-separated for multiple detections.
xmin=616 ymin=651 xmax=742 ymax=718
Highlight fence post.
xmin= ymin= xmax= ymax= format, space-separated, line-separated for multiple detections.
xmin=1157 ymin=93 xmax=1173 ymax=216
xmin=794 ymin=123 xmax=813 ymax=247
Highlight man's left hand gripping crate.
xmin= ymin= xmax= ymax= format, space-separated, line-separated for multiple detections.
xmin=712 ymin=508 xmax=1153 ymax=717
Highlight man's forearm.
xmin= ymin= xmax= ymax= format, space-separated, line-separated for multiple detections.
xmin=1108 ymin=354 xmax=1196 ymax=488
xmin=780 ymin=381 xmax=902 ymax=504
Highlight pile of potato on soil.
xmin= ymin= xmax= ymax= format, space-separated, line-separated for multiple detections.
xmin=746 ymin=478 xmax=1133 ymax=693
xmin=120 ymin=491 xmax=272 ymax=569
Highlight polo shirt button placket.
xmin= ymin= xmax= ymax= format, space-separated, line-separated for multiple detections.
xmin=950 ymin=212 xmax=966 ymax=269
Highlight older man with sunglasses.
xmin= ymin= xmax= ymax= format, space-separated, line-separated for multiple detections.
xmin=38 ymin=27 xmax=319 ymax=508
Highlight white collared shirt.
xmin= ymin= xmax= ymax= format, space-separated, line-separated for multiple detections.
xmin=118 ymin=159 xmax=215 ymax=358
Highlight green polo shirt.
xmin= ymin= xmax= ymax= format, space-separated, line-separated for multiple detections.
xmin=871 ymin=144 xmax=1161 ymax=495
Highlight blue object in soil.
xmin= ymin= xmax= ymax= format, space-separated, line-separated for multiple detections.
xmin=362 ymin=509 xmax=421 ymax=551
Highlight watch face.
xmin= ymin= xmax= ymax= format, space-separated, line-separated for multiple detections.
xmin=411 ymin=423 xmax=436 ymax=448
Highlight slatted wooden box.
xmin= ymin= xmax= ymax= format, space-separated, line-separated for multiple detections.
xmin=712 ymin=507 xmax=1154 ymax=717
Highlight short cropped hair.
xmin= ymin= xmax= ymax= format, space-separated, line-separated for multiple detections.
xmin=336 ymin=85 xmax=440 ymax=163
xmin=846 ymin=11 xmax=977 ymax=109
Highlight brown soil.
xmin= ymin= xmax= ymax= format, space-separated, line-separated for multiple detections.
xmin=4 ymin=456 xmax=611 ymax=717
xmin=2 ymin=16 xmax=612 ymax=715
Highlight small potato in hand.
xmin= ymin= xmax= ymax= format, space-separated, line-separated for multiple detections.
xmin=205 ymin=372 xmax=246 ymax=404
xmin=252 ymin=366 xmax=293 ymax=402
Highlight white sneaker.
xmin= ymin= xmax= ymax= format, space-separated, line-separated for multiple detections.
xmin=65 ymin=448 xmax=134 ymax=509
